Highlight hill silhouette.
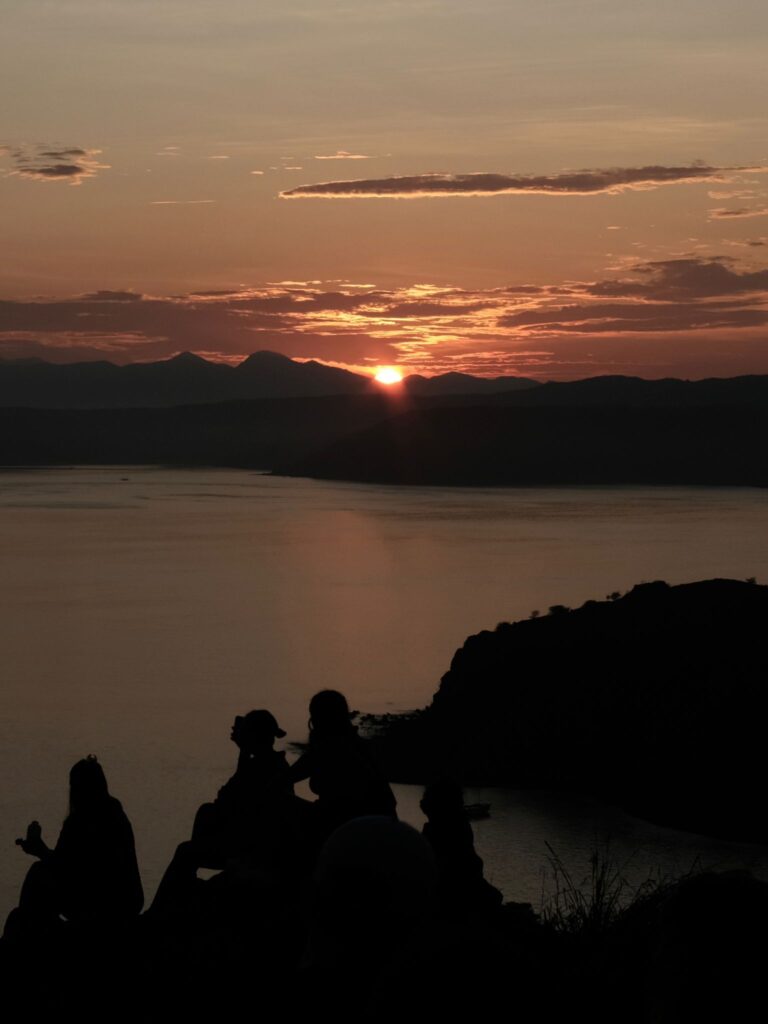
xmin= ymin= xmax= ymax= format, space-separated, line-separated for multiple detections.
xmin=280 ymin=402 xmax=768 ymax=486
xmin=3 ymin=372 xmax=768 ymax=488
xmin=0 ymin=351 xmax=370 ymax=408
xmin=0 ymin=395 xmax=401 ymax=467
xmin=488 ymin=373 xmax=768 ymax=408
xmin=402 ymin=371 xmax=538 ymax=396
xmin=373 ymin=578 xmax=768 ymax=841
xmin=0 ymin=352 xmax=538 ymax=408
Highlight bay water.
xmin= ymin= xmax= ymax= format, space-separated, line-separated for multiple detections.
xmin=2 ymin=467 xmax=768 ymax=919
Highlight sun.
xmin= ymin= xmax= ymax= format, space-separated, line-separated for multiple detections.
xmin=374 ymin=366 xmax=403 ymax=385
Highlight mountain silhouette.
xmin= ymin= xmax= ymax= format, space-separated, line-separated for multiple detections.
xmin=3 ymin=370 xmax=768 ymax=487
xmin=0 ymin=352 xmax=538 ymax=409
xmin=488 ymin=373 xmax=768 ymax=408
xmin=0 ymin=394 xmax=400 ymax=467
xmin=402 ymin=371 xmax=537 ymax=396
xmin=279 ymin=401 xmax=768 ymax=486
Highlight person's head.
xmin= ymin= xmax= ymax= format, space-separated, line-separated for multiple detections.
xmin=69 ymin=755 xmax=109 ymax=813
xmin=420 ymin=779 xmax=465 ymax=820
xmin=308 ymin=690 xmax=354 ymax=736
xmin=231 ymin=709 xmax=286 ymax=752
xmin=313 ymin=817 xmax=436 ymax=957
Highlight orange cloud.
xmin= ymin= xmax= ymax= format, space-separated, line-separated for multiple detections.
xmin=314 ymin=151 xmax=373 ymax=160
xmin=150 ymin=200 xmax=216 ymax=205
xmin=4 ymin=259 xmax=768 ymax=379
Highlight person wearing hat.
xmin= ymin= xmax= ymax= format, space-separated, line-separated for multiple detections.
xmin=190 ymin=709 xmax=294 ymax=870
xmin=151 ymin=709 xmax=304 ymax=919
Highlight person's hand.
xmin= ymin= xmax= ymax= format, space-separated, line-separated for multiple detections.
xmin=15 ymin=821 xmax=48 ymax=858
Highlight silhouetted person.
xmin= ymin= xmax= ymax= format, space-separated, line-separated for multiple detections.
xmin=420 ymin=779 xmax=502 ymax=917
xmin=147 ymin=712 xmax=307 ymax=1021
xmin=297 ymin=816 xmax=436 ymax=1018
xmin=152 ymin=709 xmax=302 ymax=916
xmin=189 ymin=709 xmax=296 ymax=868
xmin=289 ymin=690 xmax=397 ymax=842
xmin=5 ymin=756 xmax=143 ymax=940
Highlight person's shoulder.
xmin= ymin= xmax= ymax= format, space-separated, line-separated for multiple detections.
xmin=105 ymin=797 xmax=134 ymax=830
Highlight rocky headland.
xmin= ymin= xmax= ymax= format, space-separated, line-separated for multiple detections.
xmin=373 ymin=578 xmax=768 ymax=842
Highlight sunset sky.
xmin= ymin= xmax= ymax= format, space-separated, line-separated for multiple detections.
xmin=3 ymin=0 xmax=768 ymax=379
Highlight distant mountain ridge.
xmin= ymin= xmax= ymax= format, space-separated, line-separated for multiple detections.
xmin=4 ymin=350 xmax=768 ymax=412
xmin=0 ymin=351 xmax=538 ymax=408
xmin=488 ymin=373 xmax=768 ymax=408
xmin=2 ymin=369 xmax=768 ymax=486
xmin=401 ymin=371 xmax=538 ymax=396
xmin=0 ymin=351 xmax=365 ymax=408
xmin=279 ymin=375 xmax=768 ymax=486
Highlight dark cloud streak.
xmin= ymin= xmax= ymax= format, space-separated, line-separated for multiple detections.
xmin=709 ymin=206 xmax=768 ymax=220
xmin=3 ymin=144 xmax=108 ymax=184
xmin=586 ymin=258 xmax=768 ymax=299
xmin=280 ymin=164 xmax=761 ymax=199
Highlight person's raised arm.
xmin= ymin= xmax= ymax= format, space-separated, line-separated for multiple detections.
xmin=287 ymin=750 xmax=313 ymax=784
xmin=15 ymin=821 xmax=51 ymax=860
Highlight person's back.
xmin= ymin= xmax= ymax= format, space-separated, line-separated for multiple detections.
xmin=291 ymin=690 xmax=397 ymax=837
xmin=6 ymin=756 xmax=143 ymax=939
xmin=55 ymin=792 xmax=143 ymax=923
xmin=309 ymin=729 xmax=396 ymax=819
xmin=420 ymin=780 xmax=501 ymax=916
xmin=191 ymin=710 xmax=298 ymax=869
xmin=215 ymin=745 xmax=291 ymax=812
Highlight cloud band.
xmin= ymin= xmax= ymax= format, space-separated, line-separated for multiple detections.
xmin=3 ymin=144 xmax=109 ymax=184
xmin=280 ymin=164 xmax=760 ymax=199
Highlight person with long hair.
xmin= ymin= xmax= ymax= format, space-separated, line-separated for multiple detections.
xmin=289 ymin=690 xmax=397 ymax=841
xmin=6 ymin=756 xmax=143 ymax=938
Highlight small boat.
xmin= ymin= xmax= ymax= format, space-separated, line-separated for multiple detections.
xmin=464 ymin=802 xmax=491 ymax=820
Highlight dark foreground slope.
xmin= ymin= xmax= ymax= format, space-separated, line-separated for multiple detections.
xmin=375 ymin=579 xmax=768 ymax=841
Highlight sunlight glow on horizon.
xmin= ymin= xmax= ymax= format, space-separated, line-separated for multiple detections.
xmin=4 ymin=1 xmax=768 ymax=379
xmin=374 ymin=366 xmax=404 ymax=385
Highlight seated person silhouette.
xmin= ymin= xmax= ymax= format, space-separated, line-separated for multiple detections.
xmin=5 ymin=756 xmax=143 ymax=940
xmin=189 ymin=709 xmax=295 ymax=870
xmin=289 ymin=690 xmax=397 ymax=843
xmin=151 ymin=710 xmax=301 ymax=917
xmin=420 ymin=779 xmax=502 ymax=917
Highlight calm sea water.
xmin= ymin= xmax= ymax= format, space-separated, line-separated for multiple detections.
xmin=2 ymin=467 xmax=768 ymax=919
